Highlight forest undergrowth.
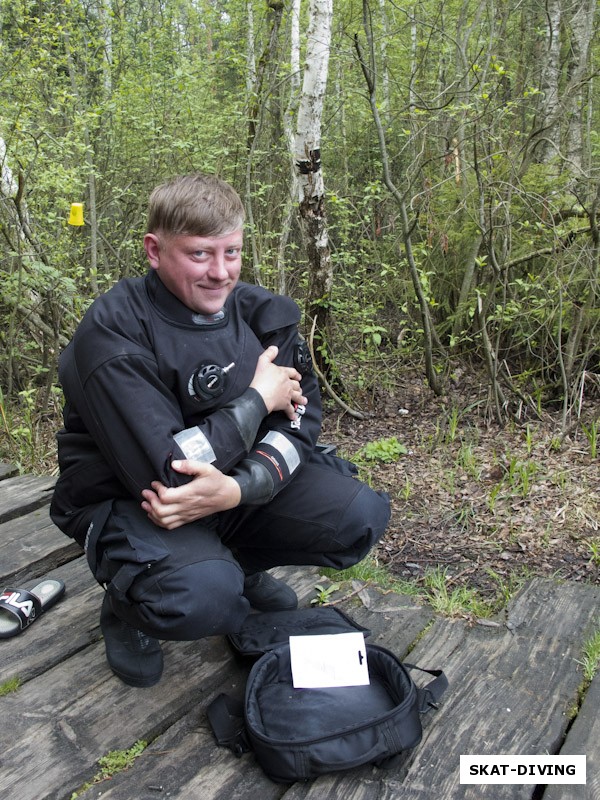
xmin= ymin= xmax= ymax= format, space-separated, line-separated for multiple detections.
xmin=320 ymin=367 xmax=599 ymax=614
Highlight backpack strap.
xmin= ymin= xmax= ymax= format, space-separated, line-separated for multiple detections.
xmin=207 ymin=694 xmax=251 ymax=756
xmin=404 ymin=664 xmax=449 ymax=712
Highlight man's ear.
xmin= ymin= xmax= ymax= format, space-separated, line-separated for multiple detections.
xmin=144 ymin=233 xmax=161 ymax=269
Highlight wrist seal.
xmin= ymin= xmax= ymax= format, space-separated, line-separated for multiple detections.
xmin=230 ymin=459 xmax=274 ymax=505
xmin=222 ymin=388 xmax=268 ymax=452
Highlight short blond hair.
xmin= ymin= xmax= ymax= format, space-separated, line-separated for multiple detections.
xmin=147 ymin=173 xmax=245 ymax=237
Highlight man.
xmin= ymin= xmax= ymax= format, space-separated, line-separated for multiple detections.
xmin=51 ymin=173 xmax=390 ymax=688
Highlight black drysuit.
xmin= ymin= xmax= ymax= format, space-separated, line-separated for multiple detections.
xmin=51 ymin=271 xmax=390 ymax=639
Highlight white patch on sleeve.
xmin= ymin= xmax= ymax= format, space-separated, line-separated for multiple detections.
xmin=173 ymin=427 xmax=217 ymax=463
xmin=259 ymin=431 xmax=301 ymax=475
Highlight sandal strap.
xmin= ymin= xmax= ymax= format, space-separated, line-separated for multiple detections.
xmin=0 ymin=588 xmax=43 ymax=630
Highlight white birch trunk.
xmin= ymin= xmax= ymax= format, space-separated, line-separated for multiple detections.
xmin=378 ymin=0 xmax=391 ymax=125
xmin=284 ymin=0 xmax=302 ymax=177
xmin=293 ymin=0 xmax=333 ymax=296
xmin=293 ymin=0 xmax=332 ymax=203
xmin=409 ymin=10 xmax=418 ymax=113
xmin=0 ymin=137 xmax=17 ymax=199
xmin=246 ymin=0 xmax=256 ymax=96
xmin=537 ymin=0 xmax=562 ymax=163
xmin=98 ymin=0 xmax=113 ymax=95
xmin=563 ymin=0 xmax=596 ymax=175
xmin=290 ymin=0 xmax=301 ymax=92
xmin=277 ymin=0 xmax=302 ymax=294
xmin=244 ymin=0 xmax=261 ymax=284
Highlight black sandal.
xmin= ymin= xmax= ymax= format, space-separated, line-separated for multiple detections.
xmin=0 ymin=579 xmax=65 ymax=638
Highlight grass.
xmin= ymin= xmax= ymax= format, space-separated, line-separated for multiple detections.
xmin=320 ymin=556 xmax=420 ymax=598
xmin=581 ymin=419 xmax=598 ymax=459
xmin=319 ymin=557 xmax=500 ymax=619
xmin=70 ymin=740 xmax=148 ymax=799
xmin=456 ymin=441 xmax=480 ymax=479
xmin=0 ymin=387 xmax=38 ymax=472
xmin=576 ymin=628 xmax=600 ymax=683
xmin=0 ymin=677 xmax=21 ymax=696
xmin=0 ymin=385 xmax=60 ymax=474
xmin=587 ymin=538 xmax=600 ymax=566
xmin=423 ymin=566 xmax=492 ymax=618
xmin=483 ymin=567 xmax=532 ymax=611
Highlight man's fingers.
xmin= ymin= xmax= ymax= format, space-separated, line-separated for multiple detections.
xmin=171 ymin=459 xmax=213 ymax=476
xmin=261 ymin=345 xmax=279 ymax=363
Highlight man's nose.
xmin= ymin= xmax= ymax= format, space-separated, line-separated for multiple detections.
xmin=208 ymin=251 xmax=228 ymax=278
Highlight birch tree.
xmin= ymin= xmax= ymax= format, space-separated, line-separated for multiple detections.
xmin=534 ymin=0 xmax=562 ymax=165
xmin=292 ymin=0 xmax=333 ymax=373
xmin=528 ymin=0 xmax=597 ymax=182
xmin=277 ymin=0 xmax=302 ymax=294
xmin=563 ymin=0 xmax=597 ymax=178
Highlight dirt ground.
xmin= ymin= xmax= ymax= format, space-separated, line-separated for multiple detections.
xmin=320 ymin=370 xmax=599 ymax=609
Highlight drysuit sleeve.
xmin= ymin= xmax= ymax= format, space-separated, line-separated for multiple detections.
xmin=61 ymin=334 xmax=269 ymax=500
xmin=228 ymin=295 xmax=322 ymax=505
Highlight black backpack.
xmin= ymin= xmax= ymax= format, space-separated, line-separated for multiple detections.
xmin=207 ymin=607 xmax=448 ymax=783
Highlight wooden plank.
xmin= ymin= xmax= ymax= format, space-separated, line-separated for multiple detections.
xmin=332 ymin=583 xmax=435 ymax=656
xmin=0 ymin=557 xmax=103 ymax=685
xmin=0 ymin=506 xmax=81 ymax=586
xmin=73 ymin=708 xmax=287 ymax=800
xmin=274 ymin=579 xmax=600 ymax=800
xmin=69 ymin=585 xmax=434 ymax=800
xmin=359 ymin=578 xmax=599 ymax=800
xmin=0 ymin=473 xmax=55 ymax=524
xmin=544 ymin=673 xmax=600 ymax=800
xmin=280 ymin=772 xmax=385 ymax=799
xmin=0 ymin=630 xmax=251 ymax=800
xmin=0 ymin=463 xmax=19 ymax=480
xmin=7 ymin=506 xmax=596 ymax=800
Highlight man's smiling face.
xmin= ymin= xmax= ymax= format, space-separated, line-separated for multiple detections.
xmin=144 ymin=229 xmax=243 ymax=316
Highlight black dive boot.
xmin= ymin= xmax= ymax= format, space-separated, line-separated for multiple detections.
xmin=243 ymin=571 xmax=298 ymax=612
xmin=100 ymin=593 xmax=164 ymax=688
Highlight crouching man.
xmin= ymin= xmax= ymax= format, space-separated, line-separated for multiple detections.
xmin=51 ymin=173 xmax=390 ymax=687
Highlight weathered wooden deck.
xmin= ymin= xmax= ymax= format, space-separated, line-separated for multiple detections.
xmin=0 ymin=463 xmax=598 ymax=800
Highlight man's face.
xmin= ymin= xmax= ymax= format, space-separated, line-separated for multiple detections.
xmin=144 ymin=229 xmax=243 ymax=316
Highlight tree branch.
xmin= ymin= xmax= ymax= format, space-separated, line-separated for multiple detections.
xmin=308 ymin=316 xmax=367 ymax=420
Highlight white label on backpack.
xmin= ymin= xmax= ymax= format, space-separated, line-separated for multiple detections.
xmin=289 ymin=632 xmax=370 ymax=688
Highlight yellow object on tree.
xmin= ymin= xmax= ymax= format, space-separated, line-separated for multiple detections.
xmin=68 ymin=203 xmax=84 ymax=226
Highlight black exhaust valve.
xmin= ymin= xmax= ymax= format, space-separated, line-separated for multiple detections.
xmin=189 ymin=362 xmax=235 ymax=405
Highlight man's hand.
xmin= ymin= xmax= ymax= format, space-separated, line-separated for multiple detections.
xmin=250 ymin=345 xmax=307 ymax=421
xmin=140 ymin=459 xmax=242 ymax=530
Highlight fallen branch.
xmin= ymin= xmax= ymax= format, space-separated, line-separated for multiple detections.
xmin=321 ymin=580 xmax=372 ymax=607
xmin=308 ymin=316 xmax=367 ymax=420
